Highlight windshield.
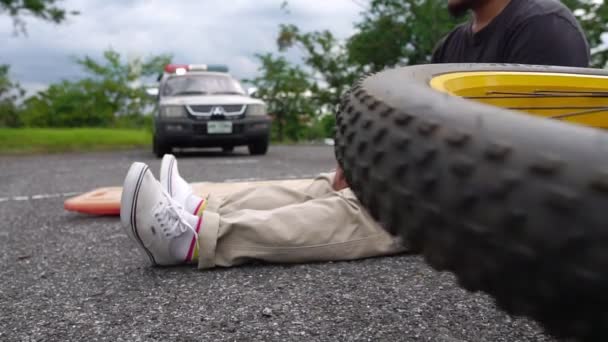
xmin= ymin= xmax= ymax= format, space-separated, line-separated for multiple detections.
xmin=162 ymin=74 xmax=246 ymax=96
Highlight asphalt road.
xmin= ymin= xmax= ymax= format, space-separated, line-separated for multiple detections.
xmin=0 ymin=145 xmax=555 ymax=342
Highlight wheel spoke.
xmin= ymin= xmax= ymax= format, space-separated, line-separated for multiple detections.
xmin=549 ymin=107 xmax=608 ymax=120
xmin=465 ymin=90 xmax=608 ymax=99
xmin=460 ymin=89 xmax=608 ymax=120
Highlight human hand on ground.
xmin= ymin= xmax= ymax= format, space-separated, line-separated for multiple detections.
xmin=333 ymin=164 xmax=350 ymax=191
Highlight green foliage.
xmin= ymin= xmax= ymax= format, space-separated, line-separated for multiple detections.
xmin=74 ymin=49 xmax=171 ymax=117
xmin=302 ymin=113 xmax=336 ymax=141
xmin=278 ymin=24 xmax=359 ymax=112
xmin=245 ymin=53 xmax=316 ymax=142
xmin=562 ymin=0 xmax=608 ymax=68
xmin=274 ymin=2 xmax=459 ymax=139
xmin=0 ymin=128 xmax=151 ymax=154
xmin=20 ymin=49 xmax=171 ymax=128
xmin=347 ymin=0 xmax=465 ymax=71
xmin=0 ymin=64 xmax=25 ymax=127
xmin=1 ymin=0 xmax=79 ymax=33
xmin=21 ymin=80 xmax=112 ymax=127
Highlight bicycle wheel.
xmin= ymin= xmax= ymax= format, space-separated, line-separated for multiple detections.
xmin=335 ymin=63 xmax=608 ymax=341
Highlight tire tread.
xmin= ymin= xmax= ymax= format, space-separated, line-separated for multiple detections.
xmin=334 ymin=65 xmax=608 ymax=341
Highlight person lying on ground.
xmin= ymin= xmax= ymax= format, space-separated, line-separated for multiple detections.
xmin=120 ymin=155 xmax=408 ymax=268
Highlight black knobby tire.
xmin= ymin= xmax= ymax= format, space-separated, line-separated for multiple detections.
xmin=335 ymin=63 xmax=608 ymax=341
xmin=153 ymin=136 xmax=171 ymax=158
xmin=248 ymin=139 xmax=269 ymax=155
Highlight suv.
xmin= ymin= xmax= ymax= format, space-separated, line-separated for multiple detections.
xmin=152 ymin=64 xmax=271 ymax=157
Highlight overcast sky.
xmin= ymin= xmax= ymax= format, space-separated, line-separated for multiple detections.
xmin=1 ymin=0 xmax=363 ymax=94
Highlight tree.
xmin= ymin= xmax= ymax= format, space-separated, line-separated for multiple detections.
xmin=0 ymin=65 xmax=25 ymax=127
xmin=21 ymin=49 xmax=172 ymax=128
xmin=21 ymin=79 xmax=115 ymax=127
xmin=246 ymin=53 xmax=316 ymax=141
xmin=1 ymin=0 xmax=78 ymax=33
xmin=562 ymin=0 xmax=608 ymax=68
xmin=278 ymin=24 xmax=360 ymax=113
xmin=75 ymin=49 xmax=171 ymax=118
xmin=346 ymin=0 xmax=465 ymax=71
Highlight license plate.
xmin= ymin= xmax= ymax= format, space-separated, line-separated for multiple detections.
xmin=207 ymin=121 xmax=233 ymax=134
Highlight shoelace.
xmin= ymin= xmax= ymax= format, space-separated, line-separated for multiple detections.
xmin=153 ymin=190 xmax=199 ymax=240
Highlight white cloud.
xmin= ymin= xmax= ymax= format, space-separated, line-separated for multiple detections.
xmin=0 ymin=0 xmax=362 ymax=93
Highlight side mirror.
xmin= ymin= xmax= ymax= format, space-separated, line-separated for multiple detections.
xmin=146 ymin=87 xmax=159 ymax=98
xmin=247 ymin=87 xmax=258 ymax=97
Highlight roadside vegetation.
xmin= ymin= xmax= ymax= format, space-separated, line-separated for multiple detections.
xmin=0 ymin=128 xmax=151 ymax=154
xmin=1 ymin=0 xmax=607 ymax=152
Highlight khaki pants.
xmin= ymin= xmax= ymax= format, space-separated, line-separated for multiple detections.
xmin=196 ymin=172 xmax=408 ymax=269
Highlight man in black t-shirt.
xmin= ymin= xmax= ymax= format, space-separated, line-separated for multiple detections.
xmin=432 ymin=0 xmax=590 ymax=67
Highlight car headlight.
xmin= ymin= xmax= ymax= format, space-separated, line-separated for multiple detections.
xmin=246 ymin=104 xmax=267 ymax=116
xmin=160 ymin=106 xmax=186 ymax=118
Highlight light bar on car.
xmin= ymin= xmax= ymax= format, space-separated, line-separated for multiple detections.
xmin=164 ymin=64 xmax=229 ymax=74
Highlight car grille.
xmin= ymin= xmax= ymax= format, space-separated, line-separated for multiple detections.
xmin=187 ymin=104 xmax=246 ymax=116
xmin=222 ymin=105 xmax=245 ymax=113
xmin=189 ymin=105 xmax=213 ymax=113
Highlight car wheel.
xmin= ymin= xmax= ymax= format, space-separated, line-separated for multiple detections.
xmin=248 ymin=139 xmax=269 ymax=155
xmin=153 ymin=136 xmax=171 ymax=158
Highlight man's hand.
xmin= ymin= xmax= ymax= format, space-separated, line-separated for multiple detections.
xmin=333 ymin=165 xmax=350 ymax=191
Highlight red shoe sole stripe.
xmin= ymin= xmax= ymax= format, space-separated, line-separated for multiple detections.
xmin=185 ymin=215 xmax=202 ymax=263
xmin=193 ymin=198 xmax=205 ymax=216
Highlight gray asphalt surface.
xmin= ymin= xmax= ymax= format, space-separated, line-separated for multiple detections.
xmin=0 ymin=145 xmax=555 ymax=342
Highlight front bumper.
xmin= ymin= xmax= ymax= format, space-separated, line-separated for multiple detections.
xmin=154 ymin=116 xmax=271 ymax=147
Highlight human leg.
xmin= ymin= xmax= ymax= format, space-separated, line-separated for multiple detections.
xmin=133 ymin=155 xmax=408 ymax=270
xmin=197 ymin=187 xmax=408 ymax=269
xmin=160 ymin=154 xmax=338 ymax=214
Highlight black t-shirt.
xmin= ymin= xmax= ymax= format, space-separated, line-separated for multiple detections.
xmin=431 ymin=0 xmax=590 ymax=67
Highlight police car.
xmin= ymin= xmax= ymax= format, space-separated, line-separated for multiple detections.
xmin=152 ymin=64 xmax=271 ymax=157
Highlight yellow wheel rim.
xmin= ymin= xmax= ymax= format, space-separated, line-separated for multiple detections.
xmin=430 ymin=71 xmax=608 ymax=129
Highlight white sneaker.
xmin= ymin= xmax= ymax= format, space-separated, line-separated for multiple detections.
xmin=120 ymin=162 xmax=200 ymax=266
xmin=160 ymin=154 xmax=201 ymax=214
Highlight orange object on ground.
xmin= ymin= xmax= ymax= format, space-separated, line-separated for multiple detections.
xmin=64 ymin=179 xmax=312 ymax=216
xmin=63 ymin=187 xmax=123 ymax=216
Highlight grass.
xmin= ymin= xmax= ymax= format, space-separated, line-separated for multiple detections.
xmin=0 ymin=128 xmax=152 ymax=154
